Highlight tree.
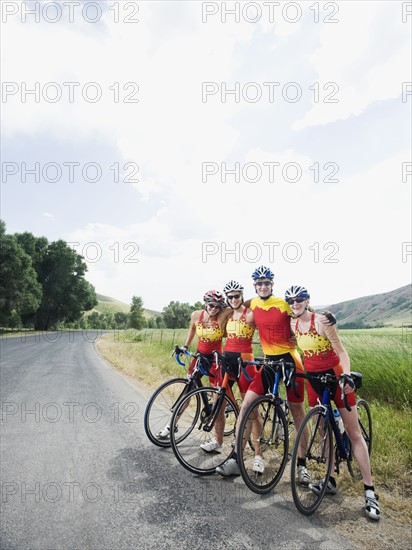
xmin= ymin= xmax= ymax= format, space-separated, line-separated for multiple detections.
xmin=162 ymin=301 xmax=193 ymax=328
xmin=0 ymin=221 xmax=42 ymax=326
xmin=14 ymin=231 xmax=48 ymax=274
xmin=114 ymin=311 xmax=129 ymax=329
xmin=147 ymin=317 xmax=156 ymax=329
xmin=29 ymin=239 xmax=97 ymax=330
xmin=155 ymin=315 xmax=165 ymax=328
xmin=129 ymin=296 xmax=146 ymax=329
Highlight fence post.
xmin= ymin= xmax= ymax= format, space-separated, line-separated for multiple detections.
xmin=172 ymin=331 xmax=176 ymax=346
xmin=160 ymin=330 xmax=163 ymax=343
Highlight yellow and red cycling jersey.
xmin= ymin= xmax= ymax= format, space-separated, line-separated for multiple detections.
xmin=294 ymin=312 xmax=340 ymax=372
xmin=224 ymin=309 xmax=254 ymax=353
xmin=196 ymin=310 xmax=224 ymax=354
xmin=250 ymin=295 xmax=296 ymax=357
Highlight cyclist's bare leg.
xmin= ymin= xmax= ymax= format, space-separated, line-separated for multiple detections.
xmin=340 ymin=406 xmax=373 ymax=485
xmin=213 ymin=398 xmax=226 ymax=446
xmin=239 ymin=391 xmax=262 ymax=456
xmin=236 ymin=389 xmax=262 ymax=455
xmin=290 ymin=402 xmax=308 ymax=459
xmin=236 ymin=389 xmax=259 ymax=438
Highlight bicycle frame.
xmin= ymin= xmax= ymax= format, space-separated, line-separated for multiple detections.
xmin=174 ymin=348 xmax=239 ymax=434
xmin=320 ymin=388 xmax=348 ymax=461
xmin=199 ymin=369 xmax=239 ymax=433
xmin=245 ymin=358 xmax=292 ymax=443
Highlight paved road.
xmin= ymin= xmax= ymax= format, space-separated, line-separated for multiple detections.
xmin=0 ymin=332 xmax=356 ymax=550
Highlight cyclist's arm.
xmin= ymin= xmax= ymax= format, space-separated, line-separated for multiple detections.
xmin=245 ymin=308 xmax=255 ymax=328
xmin=218 ymin=307 xmax=232 ymax=322
xmin=183 ymin=311 xmax=199 ymax=348
xmin=321 ymin=322 xmax=350 ymax=374
xmin=317 ymin=310 xmax=336 ymax=326
xmin=243 ymin=297 xmax=252 ymax=308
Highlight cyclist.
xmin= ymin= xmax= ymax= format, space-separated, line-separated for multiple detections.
xmin=200 ymin=281 xmax=261 ymax=466
xmin=156 ymin=290 xmax=228 ymax=440
xmin=286 ymin=284 xmax=380 ymax=521
xmin=216 ymin=266 xmax=310 ymax=485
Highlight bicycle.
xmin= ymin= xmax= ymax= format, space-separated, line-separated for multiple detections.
xmin=290 ymin=371 xmax=372 ymax=515
xmin=169 ymin=350 xmax=245 ymax=475
xmin=236 ymin=357 xmax=295 ymax=494
xmin=144 ymin=347 xmax=235 ymax=447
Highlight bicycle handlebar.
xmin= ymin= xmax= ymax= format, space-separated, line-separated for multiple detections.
xmin=172 ymin=346 xmax=221 ymax=378
xmin=295 ymin=371 xmax=353 ymax=412
xmin=240 ymin=357 xmax=296 ymax=386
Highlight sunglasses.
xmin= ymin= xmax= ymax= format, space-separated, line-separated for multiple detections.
xmin=207 ymin=303 xmax=220 ymax=308
xmin=255 ymin=281 xmax=272 ymax=287
xmin=227 ymin=294 xmax=242 ymax=301
xmin=287 ymin=297 xmax=306 ymax=304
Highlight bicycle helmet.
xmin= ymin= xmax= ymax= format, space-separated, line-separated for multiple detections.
xmin=251 ymin=266 xmax=274 ymax=281
xmin=223 ymin=280 xmax=244 ymax=294
xmin=203 ymin=290 xmax=225 ymax=305
xmin=284 ymin=285 xmax=310 ymax=302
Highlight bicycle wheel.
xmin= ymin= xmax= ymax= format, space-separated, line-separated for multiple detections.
xmin=170 ymin=387 xmax=238 ymax=475
xmin=346 ymin=398 xmax=373 ymax=479
xmin=237 ymin=395 xmax=289 ymax=494
xmin=291 ymin=406 xmax=333 ymax=515
xmin=223 ymin=400 xmax=237 ymax=437
xmin=144 ymin=378 xmax=193 ymax=448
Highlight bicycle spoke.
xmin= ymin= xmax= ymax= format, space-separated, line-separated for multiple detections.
xmin=291 ymin=406 xmax=333 ymax=515
xmin=170 ymin=388 xmax=237 ymax=475
xmin=237 ymin=396 xmax=288 ymax=494
xmin=144 ymin=378 xmax=191 ymax=448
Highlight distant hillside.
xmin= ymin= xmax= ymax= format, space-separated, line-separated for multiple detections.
xmin=326 ymin=285 xmax=412 ymax=328
xmin=93 ymin=294 xmax=161 ymax=319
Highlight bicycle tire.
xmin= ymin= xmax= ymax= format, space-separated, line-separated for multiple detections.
xmin=237 ymin=395 xmax=289 ymax=494
xmin=291 ymin=405 xmax=333 ymax=515
xmin=347 ymin=398 xmax=373 ymax=479
xmin=170 ymin=387 xmax=238 ymax=475
xmin=144 ymin=378 xmax=192 ymax=447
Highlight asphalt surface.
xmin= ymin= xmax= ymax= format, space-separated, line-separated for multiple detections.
xmin=0 ymin=331 xmax=356 ymax=550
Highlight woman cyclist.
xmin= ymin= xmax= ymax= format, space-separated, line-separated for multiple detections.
xmin=216 ymin=266 xmax=310 ymax=485
xmin=182 ymin=289 xmax=228 ymax=380
xmin=156 ymin=290 xmax=228 ymax=440
xmin=200 ymin=281 xmax=261 ymax=468
xmin=286 ymin=284 xmax=380 ymax=521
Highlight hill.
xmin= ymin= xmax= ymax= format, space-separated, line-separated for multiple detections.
xmin=93 ymin=286 xmax=412 ymax=327
xmin=325 ymin=285 xmax=412 ymax=328
xmin=93 ymin=294 xmax=161 ymax=319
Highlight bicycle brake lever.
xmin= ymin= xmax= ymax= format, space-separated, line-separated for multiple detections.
xmin=339 ymin=378 xmax=352 ymax=412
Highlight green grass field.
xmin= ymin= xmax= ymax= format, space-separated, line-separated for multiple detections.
xmin=97 ymin=327 xmax=412 ymax=519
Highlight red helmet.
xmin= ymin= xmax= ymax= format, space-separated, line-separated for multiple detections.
xmin=203 ymin=290 xmax=225 ymax=306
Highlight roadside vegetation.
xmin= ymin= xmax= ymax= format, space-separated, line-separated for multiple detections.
xmin=97 ymin=326 xmax=411 ymax=522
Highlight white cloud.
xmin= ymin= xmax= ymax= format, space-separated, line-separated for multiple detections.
xmin=3 ymin=1 xmax=411 ymax=310
xmin=293 ymin=2 xmax=411 ymax=130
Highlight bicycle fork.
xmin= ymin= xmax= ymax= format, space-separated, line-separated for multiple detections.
xmin=199 ymin=388 xmax=226 ymax=432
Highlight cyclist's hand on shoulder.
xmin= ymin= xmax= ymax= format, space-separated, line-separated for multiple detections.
xmin=320 ymin=310 xmax=337 ymax=326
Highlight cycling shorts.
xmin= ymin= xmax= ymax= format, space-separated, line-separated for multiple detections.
xmin=188 ymin=353 xmax=219 ymax=387
xmin=306 ymin=366 xmax=356 ymax=408
xmin=221 ymin=351 xmax=257 ymax=394
xmin=248 ymin=352 xmax=304 ymax=403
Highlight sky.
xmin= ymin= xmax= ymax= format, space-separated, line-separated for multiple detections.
xmin=1 ymin=0 xmax=411 ymax=311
